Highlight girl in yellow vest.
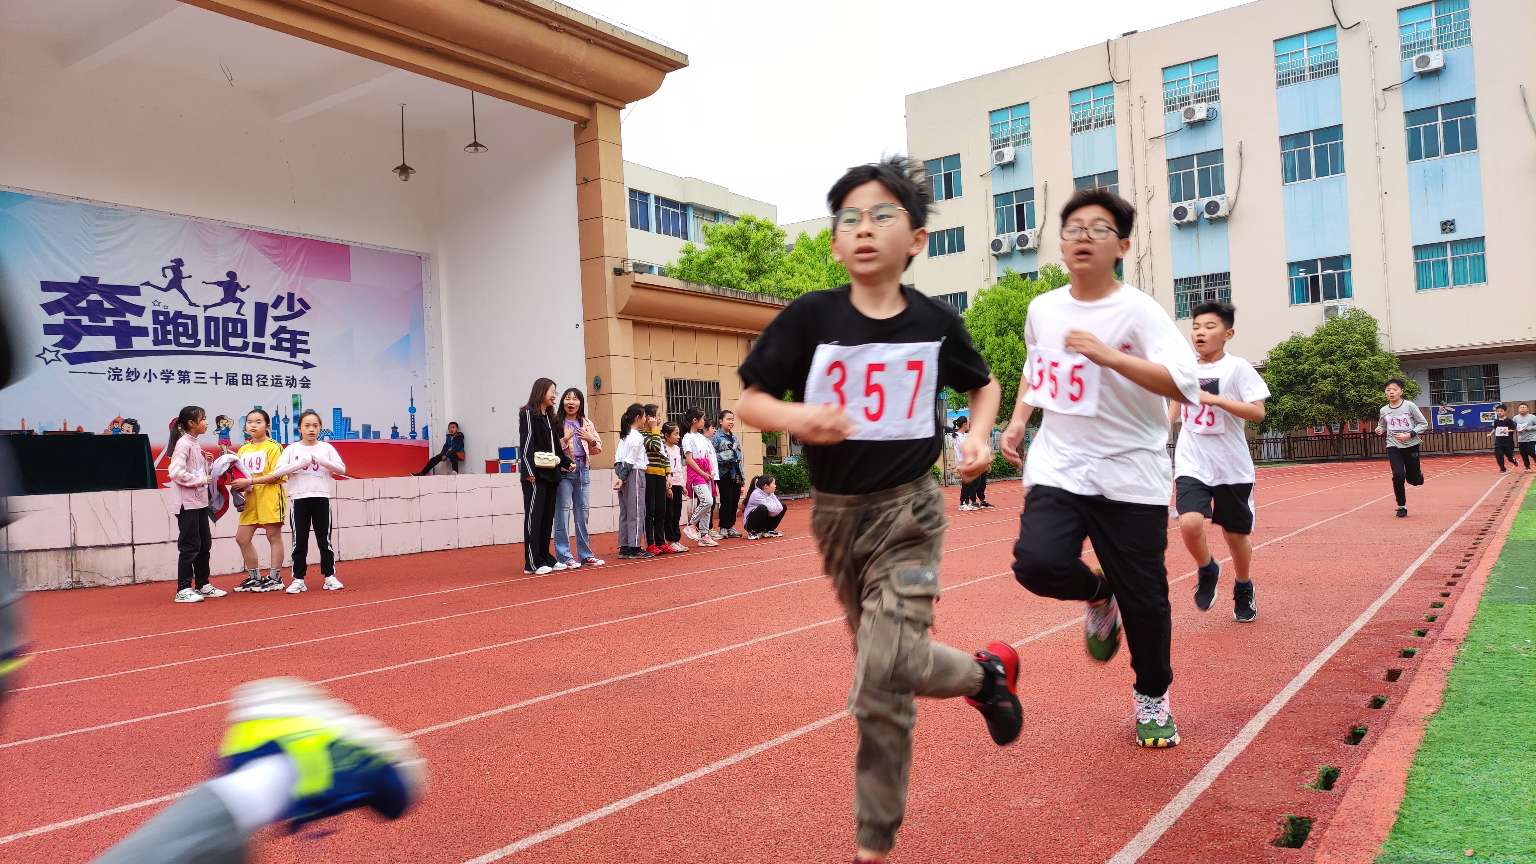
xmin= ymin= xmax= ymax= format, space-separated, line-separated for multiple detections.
xmin=230 ymin=408 xmax=287 ymax=592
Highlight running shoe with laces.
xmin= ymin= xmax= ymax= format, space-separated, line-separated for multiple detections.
xmin=583 ymin=556 xmax=605 ymax=567
xmin=218 ymin=678 xmax=425 ymax=830
xmin=286 ymin=579 xmax=308 ymax=594
xmin=1194 ymin=559 xmax=1220 ymax=611
xmin=724 ymin=528 xmax=743 ymax=539
xmin=1133 ymin=691 xmax=1180 ymax=748
xmin=260 ymin=573 xmax=285 ymax=593
xmin=1233 ymin=580 xmax=1257 ymax=623
xmin=1084 ymin=595 xmax=1122 ymax=662
xmin=668 ymin=542 xmax=688 ymax=553
xmin=682 ymin=526 xmax=701 ymax=542
xmin=174 ymin=587 xmax=204 ymax=603
xmin=234 ymin=573 xmax=263 ymax=593
xmin=199 ymin=584 xmax=228 ymax=598
xmin=965 ymin=641 xmax=1023 ymax=745
xmin=323 ymin=575 xmax=344 ymax=591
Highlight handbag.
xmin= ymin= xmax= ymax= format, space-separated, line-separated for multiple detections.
xmin=533 ymin=451 xmax=560 ymax=469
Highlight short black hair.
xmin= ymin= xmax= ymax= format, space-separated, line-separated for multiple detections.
xmin=1060 ymin=188 xmax=1135 ymax=239
xmin=1386 ymin=377 xmax=1406 ymax=390
xmin=1496 ymin=403 xmax=1508 ymax=412
xmin=826 ymin=155 xmax=932 ymax=230
xmin=685 ymin=406 xmax=705 ymax=427
xmin=1191 ymin=300 xmax=1236 ymax=329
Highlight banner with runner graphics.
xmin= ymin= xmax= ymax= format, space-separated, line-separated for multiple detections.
xmin=0 ymin=189 xmax=432 ymax=464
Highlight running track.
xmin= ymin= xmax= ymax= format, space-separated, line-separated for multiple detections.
xmin=0 ymin=458 xmax=1523 ymax=863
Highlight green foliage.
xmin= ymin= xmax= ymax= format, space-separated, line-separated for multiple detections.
xmin=765 ymin=460 xmax=809 ymax=494
xmin=1261 ymin=309 xmax=1418 ymax=433
xmin=958 ymin=265 xmax=1071 ymax=422
xmin=989 ymin=450 xmax=1018 ymax=479
xmin=665 ymin=216 xmax=845 ymax=300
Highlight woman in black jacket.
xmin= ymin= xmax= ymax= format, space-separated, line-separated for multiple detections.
xmin=520 ymin=378 xmax=571 ymax=574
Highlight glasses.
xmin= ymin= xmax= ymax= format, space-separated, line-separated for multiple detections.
xmin=834 ymin=203 xmax=908 ymax=232
xmin=1060 ymin=224 xmax=1122 ymax=242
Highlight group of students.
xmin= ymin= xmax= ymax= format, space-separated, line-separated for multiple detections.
xmin=611 ymin=402 xmax=787 ymax=561
xmin=165 ymin=404 xmax=347 ymax=603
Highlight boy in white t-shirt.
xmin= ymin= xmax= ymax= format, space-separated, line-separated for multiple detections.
xmin=1000 ymin=188 xmax=1200 ymax=748
xmin=1169 ymin=301 xmax=1270 ymax=623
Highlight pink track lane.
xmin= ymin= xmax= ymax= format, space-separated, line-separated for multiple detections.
xmin=0 ymin=458 xmax=1498 ymax=863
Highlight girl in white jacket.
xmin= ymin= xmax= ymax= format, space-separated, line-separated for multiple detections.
xmin=276 ymin=410 xmax=347 ymax=593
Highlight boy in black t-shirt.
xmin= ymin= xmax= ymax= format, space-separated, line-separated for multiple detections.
xmin=1490 ymin=404 xmax=1518 ymax=473
xmin=737 ymin=156 xmax=1022 ymax=864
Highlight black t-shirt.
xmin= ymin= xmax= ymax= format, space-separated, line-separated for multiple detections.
xmin=738 ymin=284 xmax=990 ymax=495
xmin=1493 ymin=417 xmax=1516 ymax=442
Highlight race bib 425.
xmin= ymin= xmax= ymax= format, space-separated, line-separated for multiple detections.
xmin=1181 ymin=402 xmax=1226 ymax=435
xmin=804 ymin=341 xmax=942 ymax=441
xmin=1023 ymin=345 xmax=1101 ymax=417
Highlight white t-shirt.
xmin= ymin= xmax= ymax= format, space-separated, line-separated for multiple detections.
xmin=1174 ymin=353 xmax=1270 ymax=486
xmin=1022 ymin=283 xmax=1201 ymax=506
xmin=277 ymin=441 xmax=346 ymax=500
xmin=682 ymin=431 xmax=714 ymax=476
xmin=617 ymin=429 xmax=648 ymax=470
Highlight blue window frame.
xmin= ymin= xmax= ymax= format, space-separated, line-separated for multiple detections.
xmin=627 ymin=189 xmax=651 ymax=231
xmin=1073 ymin=171 xmax=1119 ymax=196
xmin=924 ymin=155 xmax=963 ymax=201
xmin=1288 ymin=255 xmax=1353 ymax=305
xmin=993 ymin=188 xmax=1036 ymax=236
xmin=1399 ymin=0 xmax=1471 ymax=60
xmin=1281 ymin=126 xmax=1345 ymax=183
xmin=1162 ymin=56 xmax=1220 ymax=113
xmin=1069 ymin=82 xmax=1115 ymax=134
xmin=1414 ymin=237 xmax=1486 ymax=290
xmin=1406 ymin=100 xmax=1477 ymax=162
xmin=927 ymin=227 xmax=966 ymax=258
xmin=1168 ymin=150 xmax=1225 ymax=203
xmin=988 ymin=103 xmax=1031 ymax=148
xmin=654 ymin=196 xmax=686 ymax=239
xmin=1275 ymin=26 xmax=1338 ymax=87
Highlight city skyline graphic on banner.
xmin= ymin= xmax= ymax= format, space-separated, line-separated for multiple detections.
xmin=0 ymin=189 xmax=431 ymax=444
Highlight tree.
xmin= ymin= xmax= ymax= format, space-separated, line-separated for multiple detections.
xmin=950 ymin=265 xmax=1070 ymax=422
xmin=1261 ymin=308 xmax=1418 ymax=433
xmin=664 ymin=216 xmax=846 ymax=300
xmin=779 ymin=229 xmax=848 ymax=298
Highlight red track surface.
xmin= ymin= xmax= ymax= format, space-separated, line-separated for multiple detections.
xmin=0 ymin=458 xmax=1521 ymax=863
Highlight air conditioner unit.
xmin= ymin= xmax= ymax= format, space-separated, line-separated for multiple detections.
xmin=1323 ymin=302 xmax=1352 ymax=320
xmin=989 ymin=234 xmax=1015 ymax=256
xmin=1015 ymin=229 xmax=1039 ymax=251
xmin=1412 ymin=50 xmax=1445 ymax=75
xmin=991 ymin=146 xmax=1016 ymax=167
xmin=1170 ymin=202 xmax=1199 ymax=225
xmin=1181 ymin=103 xmax=1213 ymax=125
xmin=1201 ymin=195 xmax=1232 ymax=220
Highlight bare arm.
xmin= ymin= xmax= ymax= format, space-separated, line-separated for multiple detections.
xmin=1202 ymin=393 xmax=1267 ymax=423
xmin=735 ymin=386 xmax=855 ymax=445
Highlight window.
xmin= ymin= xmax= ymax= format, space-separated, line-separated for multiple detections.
xmin=993 ymin=188 xmax=1036 ymax=235
xmin=1406 ymin=100 xmax=1477 ymax=162
xmin=1288 ymin=255 xmax=1353 ymax=304
xmin=935 ymin=291 xmax=970 ymax=313
xmin=627 ymin=189 xmax=651 ymax=231
xmin=1399 ymin=0 xmax=1471 ymax=60
xmin=1168 ymin=150 xmax=1225 ymax=203
xmin=664 ymin=378 xmax=722 ymax=433
xmin=1281 ymin=126 xmax=1345 ymax=183
xmin=927 ymin=227 xmax=966 ymax=257
xmin=1174 ymin=272 xmax=1232 ymax=319
xmin=1073 ymin=171 xmax=1119 ymax=196
xmin=1429 ymin=363 xmax=1499 ymax=405
xmin=924 ymin=155 xmax=963 ymax=201
xmin=1069 ymin=82 xmax=1115 ymax=134
xmin=989 ymin=103 xmax=1031 ymax=148
xmin=1162 ymin=56 xmax=1220 ymax=113
xmin=690 ymin=208 xmax=732 ymax=242
xmin=1275 ymin=26 xmax=1338 ymax=87
xmin=1414 ymin=237 xmax=1486 ymax=290
xmin=654 ymin=196 xmax=686 ymax=239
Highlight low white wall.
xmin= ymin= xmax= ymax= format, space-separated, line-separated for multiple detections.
xmin=1 ymin=470 xmax=617 ymax=591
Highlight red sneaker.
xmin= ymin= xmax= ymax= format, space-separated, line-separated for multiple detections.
xmin=645 ymin=544 xmax=665 ymax=556
xmin=966 ymin=640 xmax=1022 ymax=745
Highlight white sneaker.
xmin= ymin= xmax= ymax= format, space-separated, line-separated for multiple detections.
xmin=551 ymin=561 xmax=568 ymax=572
xmin=174 ymin=588 xmax=204 ymax=603
xmin=699 ymin=535 xmax=719 ymax=547
xmin=323 ymin=575 xmax=344 ymax=591
xmin=746 ymin=532 xmax=761 ymax=540
xmin=709 ymin=529 xmax=724 ymax=540
xmin=582 ymin=557 xmax=605 ymax=567
xmin=535 ymin=565 xmax=553 ymax=576
xmin=682 ymin=526 xmax=701 ymax=542
xmin=766 ymin=531 xmax=783 ymax=538
xmin=959 ymin=504 xmax=975 ymax=512
xmin=198 ymin=584 xmax=228 ymax=598
xmin=286 ymin=579 xmax=308 ymax=594
xmin=563 ymin=559 xmax=582 ymax=570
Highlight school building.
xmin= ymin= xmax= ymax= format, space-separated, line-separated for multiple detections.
xmin=0 ymin=0 xmax=784 ymax=587
xmin=905 ymin=0 xmax=1536 ymax=409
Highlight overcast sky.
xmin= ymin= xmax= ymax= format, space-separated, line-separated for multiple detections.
xmin=568 ymin=0 xmax=1252 ymax=223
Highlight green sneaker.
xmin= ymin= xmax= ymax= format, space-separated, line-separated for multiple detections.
xmin=1084 ymin=595 xmax=1122 ymax=662
xmin=1133 ymin=691 xmax=1181 ymax=748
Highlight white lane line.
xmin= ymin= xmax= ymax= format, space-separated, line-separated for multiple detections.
xmin=1104 ymin=472 xmax=1507 ymax=864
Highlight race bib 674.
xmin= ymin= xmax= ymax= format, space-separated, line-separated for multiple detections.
xmin=804 ymin=342 xmax=941 ymax=441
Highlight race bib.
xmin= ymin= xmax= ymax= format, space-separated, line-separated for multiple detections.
xmin=240 ymin=452 xmax=269 ymax=474
xmin=1023 ymin=345 xmax=1101 ymax=417
xmin=1494 ymin=426 xmax=1510 ymax=437
xmin=804 ymin=341 xmax=941 ymax=441
xmin=1181 ymin=402 xmax=1227 ymax=435
xmin=1386 ymin=415 xmax=1414 ymax=432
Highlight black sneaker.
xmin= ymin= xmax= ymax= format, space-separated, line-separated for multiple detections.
xmin=233 ymin=573 xmax=262 ymax=593
xmin=1233 ymin=581 xmax=1256 ymax=623
xmin=1194 ymin=559 xmax=1220 ymax=611
xmin=1396 ymin=506 xmax=1408 ymax=518
xmin=965 ymin=641 xmax=1022 ymax=746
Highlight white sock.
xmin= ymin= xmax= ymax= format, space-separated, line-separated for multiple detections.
xmin=205 ymin=754 xmax=297 ymax=835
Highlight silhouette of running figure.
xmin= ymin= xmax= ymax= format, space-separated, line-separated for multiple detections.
xmin=202 ymin=271 xmax=249 ymax=315
xmin=141 ymin=258 xmax=195 ymax=306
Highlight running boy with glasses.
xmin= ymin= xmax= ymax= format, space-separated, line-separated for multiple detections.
xmin=737 ymin=156 xmax=1022 ymax=864
xmin=1375 ymin=378 xmax=1428 ymax=517
xmin=1001 ymin=188 xmax=1200 ymax=748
